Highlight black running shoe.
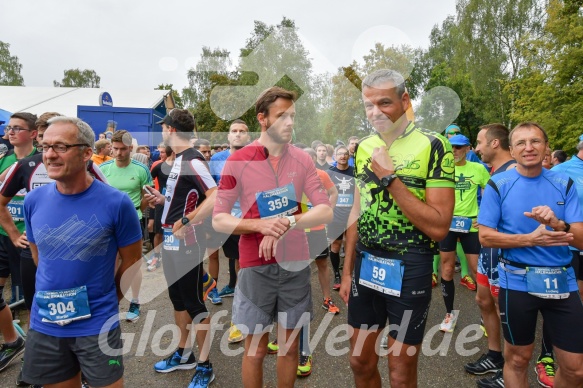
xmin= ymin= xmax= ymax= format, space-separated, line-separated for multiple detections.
xmin=476 ymin=370 xmax=504 ymax=388
xmin=465 ymin=353 xmax=504 ymax=375
xmin=0 ymin=336 xmax=25 ymax=372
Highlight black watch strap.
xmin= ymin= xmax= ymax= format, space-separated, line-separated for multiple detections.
xmin=181 ymin=216 xmax=190 ymax=225
xmin=380 ymin=173 xmax=398 ymax=188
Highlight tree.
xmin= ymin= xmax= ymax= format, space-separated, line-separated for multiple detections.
xmin=510 ymin=0 xmax=583 ymax=153
xmin=0 ymin=41 xmax=24 ymax=86
xmin=210 ymin=18 xmax=318 ymax=141
xmin=156 ymin=84 xmax=184 ymax=109
xmin=325 ymin=44 xmax=423 ymax=143
xmin=54 ymin=68 xmax=101 ymax=88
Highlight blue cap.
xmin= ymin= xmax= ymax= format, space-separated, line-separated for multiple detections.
xmin=449 ymin=134 xmax=470 ymax=146
xmin=445 ymin=124 xmax=461 ymax=135
xmin=579 ymin=134 xmax=583 ymax=142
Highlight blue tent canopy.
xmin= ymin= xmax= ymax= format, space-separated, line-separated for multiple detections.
xmin=0 ymin=109 xmax=12 ymax=132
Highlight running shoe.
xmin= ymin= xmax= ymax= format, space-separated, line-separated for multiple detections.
xmin=322 ymin=297 xmax=340 ymax=314
xmin=267 ymin=340 xmax=279 ymax=354
xmin=297 ymin=354 xmax=312 ymax=377
xmin=0 ymin=336 xmax=25 ymax=372
xmin=333 ymin=275 xmax=341 ymax=290
xmin=228 ymin=324 xmax=244 ymax=344
xmin=477 ymin=370 xmax=504 ymax=388
xmin=147 ymin=256 xmax=161 ymax=272
xmin=460 ymin=275 xmax=477 ymax=291
xmin=154 ymin=351 xmax=197 ymax=373
xmin=439 ymin=312 xmax=458 ymax=333
xmin=202 ymin=276 xmax=217 ymax=301
xmin=207 ymin=288 xmax=222 ymax=305
xmin=432 ymin=273 xmax=438 ymax=288
xmin=535 ymin=356 xmax=555 ymax=388
xmin=454 ymin=260 xmax=461 ymax=273
xmin=188 ymin=363 xmax=215 ymax=388
xmin=218 ymin=285 xmax=235 ymax=298
xmin=126 ymin=301 xmax=140 ymax=322
xmin=464 ymin=353 xmax=504 ymax=375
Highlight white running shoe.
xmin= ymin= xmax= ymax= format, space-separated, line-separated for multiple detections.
xmin=440 ymin=311 xmax=458 ymax=333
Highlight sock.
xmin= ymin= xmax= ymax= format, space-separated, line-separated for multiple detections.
xmin=149 ymin=232 xmax=155 ymax=246
xmin=457 ymin=242 xmax=469 ymax=277
xmin=202 ymin=272 xmax=209 ymax=283
xmin=228 ymin=258 xmax=237 ymax=289
xmin=540 ymin=321 xmax=554 ymax=360
xmin=487 ymin=349 xmax=503 ymax=361
xmin=433 ymin=254 xmax=440 ymax=275
xmin=198 ymin=359 xmax=210 ymax=368
xmin=177 ymin=347 xmax=185 ymax=356
xmin=441 ymin=278 xmax=455 ymax=314
xmin=330 ymin=251 xmax=340 ymax=276
xmin=131 ymin=298 xmax=139 ymax=305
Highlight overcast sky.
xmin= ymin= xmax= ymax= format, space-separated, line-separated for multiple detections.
xmin=1 ymin=0 xmax=457 ymax=91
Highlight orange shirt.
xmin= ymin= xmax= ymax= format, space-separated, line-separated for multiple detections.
xmin=91 ymin=154 xmax=112 ymax=165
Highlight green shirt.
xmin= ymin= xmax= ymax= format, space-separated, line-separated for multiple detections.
xmin=0 ymin=149 xmax=39 ymax=236
xmin=98 ymin=159 xmax=152 ymax=219
xmin=354 ymin=123 xmax=455 ymax=254
xmin=453 ymin=161 xmax=490 ymax=232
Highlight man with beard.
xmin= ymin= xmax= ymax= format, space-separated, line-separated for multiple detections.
xmin=212 ymin=87 xmax=332 ymax=387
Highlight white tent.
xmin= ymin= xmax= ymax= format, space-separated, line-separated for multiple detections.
xmin=0 ymin=86 xmax=173 ymax=117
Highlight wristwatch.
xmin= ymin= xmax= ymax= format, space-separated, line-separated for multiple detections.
xmin=286 ymin=215 xmax=297 ymax=230
xmin=181 ymin=217 xmax=190 ymax=226
xmin=380 ymin=173 xmax=399 ymax=188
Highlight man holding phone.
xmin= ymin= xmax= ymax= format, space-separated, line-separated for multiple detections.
xmin=99 ymin=130 xmax=152 ymax=322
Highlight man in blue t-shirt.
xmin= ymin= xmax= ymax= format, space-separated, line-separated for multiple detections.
xmin=478 ymin=122 xmax=583 ymax=387
xmin=21 ymin=117 xmax=143 ymax=387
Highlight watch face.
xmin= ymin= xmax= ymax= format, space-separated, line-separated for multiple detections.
xmin=182 ymin=217 xmax=189 ymax=225
xmin=381 ymin=177 xmax=389 ymax=187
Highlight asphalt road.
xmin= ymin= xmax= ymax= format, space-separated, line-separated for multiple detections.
xmin=2 ymin=253 xmax=545 ymax=387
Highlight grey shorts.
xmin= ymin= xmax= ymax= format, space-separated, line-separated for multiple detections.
xmin=22 ymin=326 xmax=124 ymax=386
xmin=233 ymin=264 xmax=312 ymax=335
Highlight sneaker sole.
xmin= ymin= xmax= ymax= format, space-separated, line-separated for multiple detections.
xmin=219 ymin=293 xmax=235 ymax=298
xmin=0 ymin=346 xmax=25 ymax=372
xmin=228 ymin=335 xmax=244 ymax=344
xmin=209 ymin=298 xmax=223 ymax=305
xmin=464 ymin=365 xmax=502 ymax=375
xmin=126 ymin=316 xmax=140 ymax=323
xmin=155 ymin=363 xmax=197 ymax=373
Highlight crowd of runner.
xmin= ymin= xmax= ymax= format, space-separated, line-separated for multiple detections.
xmin=0 ymin=68 xmax=582 ymax=388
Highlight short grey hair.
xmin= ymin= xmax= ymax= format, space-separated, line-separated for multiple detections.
xmin=577 ymin=141 xmax=583 ymax=152
xmin=47 ymin=116 xmax=95 ymax=150
xmin=362 ymin=69 xmax=407 ymax=98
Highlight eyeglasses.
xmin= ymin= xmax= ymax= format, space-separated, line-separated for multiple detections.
xmin=37 ymin=144 xmax=89 ymax=153
xmin=5 ymin=126 xmax=30 ymax=134
xmin=336 ymin=152 xmax=349 ymax=156
xmin=512 ymin=139 xmax=544 ymax=149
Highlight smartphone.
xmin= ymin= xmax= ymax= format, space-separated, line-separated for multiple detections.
xmin=143 ymin=185 xmax=153 ymax=194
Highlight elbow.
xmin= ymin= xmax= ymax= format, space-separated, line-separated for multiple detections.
xmin=212 ymin=214 xmax=226 ymax=234
xmin=431 ymin=228 xmax=449 ymax=243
